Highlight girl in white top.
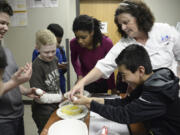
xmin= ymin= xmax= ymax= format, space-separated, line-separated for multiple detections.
xmin=69 ymin=0 xmax=180 ymax=98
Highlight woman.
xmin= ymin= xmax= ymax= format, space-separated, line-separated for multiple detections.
xmin=69 ymin=0 xmax=180 ymax=97
xmin=70 ymin=15 xmax=115 ymax=93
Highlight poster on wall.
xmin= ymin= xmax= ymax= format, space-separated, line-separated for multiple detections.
xmin=28 ymin=0 xmax=59 ymax=8
xmin=7 ymin=0 xmax=27 ymax=11
xmin=101 ymin=22 xmax=108 ymax=33
xmin=10 ymin=12 xmax=28 ymax=27
xmin=7 ymin=0 xmax=28 ymax=27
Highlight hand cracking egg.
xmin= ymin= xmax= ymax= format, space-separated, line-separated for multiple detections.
xmin=73 ymin=96 xmax=78 ymax=101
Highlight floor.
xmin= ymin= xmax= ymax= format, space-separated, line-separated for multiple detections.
xmin=24 ymin=104 xmax=38 ymax=135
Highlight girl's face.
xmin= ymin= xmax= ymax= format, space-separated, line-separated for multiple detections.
xmin=74 ymin=30 xmax=93 ymax=48
xmin=117 ymin=13 xmax=139 ymax=38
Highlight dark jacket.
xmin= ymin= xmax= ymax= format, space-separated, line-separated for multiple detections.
xmin=90 ymin=68 xmax=180 ymax=135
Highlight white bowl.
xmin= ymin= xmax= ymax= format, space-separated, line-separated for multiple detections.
xmin=48 ymin=119 xmax=88 ymax=135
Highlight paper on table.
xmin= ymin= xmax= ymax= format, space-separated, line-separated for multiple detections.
xmin=89 ymin=112 xmax=129 ymax=135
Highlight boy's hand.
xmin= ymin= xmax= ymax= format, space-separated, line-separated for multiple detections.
xmin=11 ymin=63 xmax=32 ymax=85
xmin=58 ymin=62 xmax=67 ymax=69
xmin=25 ymin=87 xmax=40 ymax=99
xmin=73 ymin=94 xmax=92 ymax=108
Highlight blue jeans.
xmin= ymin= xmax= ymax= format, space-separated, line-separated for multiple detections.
xmin=0 ymin=117 xmax=24 ymax=135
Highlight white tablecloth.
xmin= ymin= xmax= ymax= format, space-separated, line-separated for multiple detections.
xmin=89 ymin=111 xmax=130 ymax=135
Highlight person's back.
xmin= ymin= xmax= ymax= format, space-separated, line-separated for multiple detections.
xmin=29 ymin=29 xmax=63 ymax=134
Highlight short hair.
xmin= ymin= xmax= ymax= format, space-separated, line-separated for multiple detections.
xmin=115 ymin=44 xmax=152 ymax=74
xmin=36 ymin=29 xmax=56 ymax=49
xmin=0 ymin=45 xmax=7 ymax=69
xmin=0 ymin=0 xmax=13 ymax=16
xmin=47 ymin=23 xmax=64 ymax=38
xmin=72 ymin=14 xmax=103 ymax=49
xmin=114 ymin=0 xmax=155 ymax=38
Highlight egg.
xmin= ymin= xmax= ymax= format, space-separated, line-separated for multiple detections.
xmin=73 ymin=96 xmax=78 ymax=101
xmin=35 ymin=88 xmax=43 ymax=95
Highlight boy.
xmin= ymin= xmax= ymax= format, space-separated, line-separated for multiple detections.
xmin=74 ymin=44 xmax=180 ymax=134
xmin=30 ymin=29 xmax=63 ymax=134
xmin=0 ymin=1 xmax=38 ymax=135
xmin=32 ymin=23 xmax=67 ymax=93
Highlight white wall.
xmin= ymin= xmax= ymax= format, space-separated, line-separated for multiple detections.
xmin=144 ymin=0 xmax=180 ymax=26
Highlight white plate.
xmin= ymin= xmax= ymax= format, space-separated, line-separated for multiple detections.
xmin=64 ymin=90 xmax=91 ymax=98
xmin=57 ymin=100 xmax=89 ymax=120
xmin=48 ymin=119 xmax=88 ymax=135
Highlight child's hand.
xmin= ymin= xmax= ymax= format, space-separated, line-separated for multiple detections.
xmin=58 ymin=62 xmax=67 ymax=69
xmin=11 ymin=63 xmax=32 ymax=85
xmin=72 ymin=94 xmax=92 ymax=108
xmin=26 ymin=87 xmax=41 ymax=99
xmin=35 ymin=88 xmax=45 ymax=97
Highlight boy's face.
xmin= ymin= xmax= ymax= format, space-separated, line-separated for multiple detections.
xmin=118 ymin=65 xmax=144 ymax=89
xmin=0 ymin=12 xmax=10 ymax=40
xmin=38 ymin=44 xmax=56 ymax=62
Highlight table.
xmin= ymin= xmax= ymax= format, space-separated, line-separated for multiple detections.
xmin=40 ymin=93 xmax=146 ymax=135
xmin=40 ymin=110 xmax=130 ymax=135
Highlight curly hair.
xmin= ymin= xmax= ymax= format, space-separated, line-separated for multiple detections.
xmin=72 ymin=15 xmax=103 ymax=49
xmin=114 ymin=0 xmax=155 ymax=38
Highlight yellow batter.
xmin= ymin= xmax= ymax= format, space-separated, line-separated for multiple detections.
xmin=61 ymin=104 xmax=83 ymax=115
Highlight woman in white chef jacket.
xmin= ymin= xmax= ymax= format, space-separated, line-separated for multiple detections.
xmin=69 ymin=0 xmax=180 ymax=98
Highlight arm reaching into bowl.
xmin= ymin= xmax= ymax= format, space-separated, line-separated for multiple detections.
xmin=69 ymin=67 xmax=103 ymax=100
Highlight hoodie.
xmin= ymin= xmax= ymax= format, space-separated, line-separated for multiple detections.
xmin=90 ymin=68 xmax=180 ymax=135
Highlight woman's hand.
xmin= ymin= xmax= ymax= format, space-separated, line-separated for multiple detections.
xmin=68 ymin=80 xmax=85 ymax=101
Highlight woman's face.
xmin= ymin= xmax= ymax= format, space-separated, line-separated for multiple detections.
xmin=74 ymin=30 xmax=93 ymax=48
xmin=117 ymin=13 xmax=139 ymax=38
